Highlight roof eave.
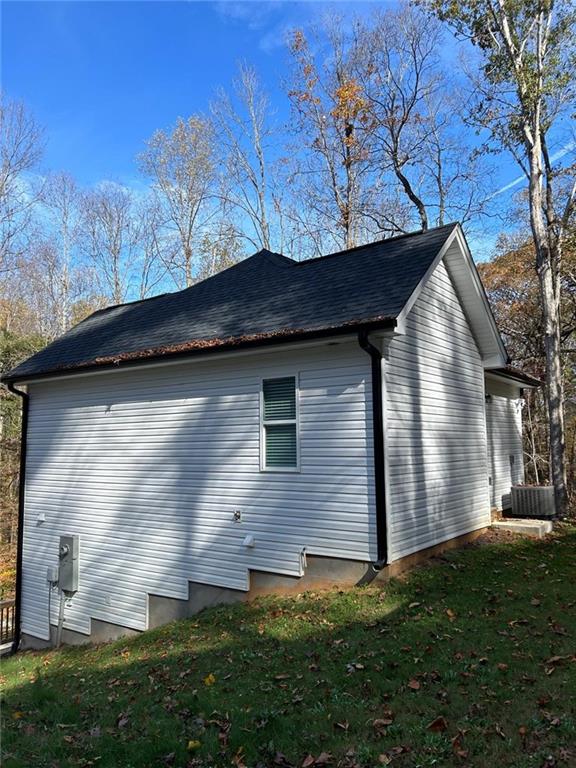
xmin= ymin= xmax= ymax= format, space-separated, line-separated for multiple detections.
xmin=485 ymin=367 xmax=542 ymax=388
xmin=2 ymin=317 xmax=397 ymax=386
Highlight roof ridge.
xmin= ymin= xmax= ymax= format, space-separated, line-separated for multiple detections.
xmin=88 ymin=248 xmax=294 ymax=319
xmin=258 ymin=249 xmax=296 ymax=267
xmin=89 ymin=291 xmax=172 ymax=317
xmin=297 ymin=222 xmax=459 ymax=266
xmin=86 ymin=227 xmax=456 ymax=319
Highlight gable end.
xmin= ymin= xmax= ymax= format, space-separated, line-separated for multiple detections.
xmin=395 ymin=225 xmax=507 ymax=368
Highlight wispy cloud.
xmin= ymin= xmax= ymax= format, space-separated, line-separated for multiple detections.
xmin=214 ymin=1 xmax=281 ymax=30
xmin=213 ymin=1 xmax=343 ymax=55
xmin=213 ymin=1 xmax=388 ymax=56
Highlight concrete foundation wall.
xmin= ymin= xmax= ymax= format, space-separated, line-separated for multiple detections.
xmin=148 ymin=583 xmax=247 ymax=626
xmin=21 ymin=618 xmax=140 ymax=650
xmin=19 ymin=527 xmax=486 ymax=650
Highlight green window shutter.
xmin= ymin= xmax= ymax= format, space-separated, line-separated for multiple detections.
xmin=262 ymin=376 xmax=298 ymax=469
xmin=263 ymin=377 xmax=296 ymax=421
xmin=265 ymin=424 xmax=297 ymax=468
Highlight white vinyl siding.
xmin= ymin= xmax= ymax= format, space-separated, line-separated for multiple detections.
xmin=485 ymin=393 xmax=524 ymax=510
xmin=384 ymin=259 xmax=491 ymax=561
xmin=21 ymin=342 xmax=375 ymax=640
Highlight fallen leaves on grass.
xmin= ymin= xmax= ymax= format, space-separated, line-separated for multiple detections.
xmin=207 ymin=713 xmax=231 ymax=747
xmin=543 ymin=654 xmax=573 ymax=675
xmin=301 ymin=753 xmax=333 ymax=767
xmin=427 ymin=715 xmax=448 ymax=732
xmin=548 ymin=621 xmax=567 ymax=635
xmin=4 ymin=528 xmax=576 ymax=768
xmin=494 ymin=724 xmax=506 ymax=740
xmin=518 ymin=725 xmax=528 ymax=749
xmin=451 ymin=732 xmax=469 ymax=759
xmin=378 ymin=746 xmax=411 ymax=764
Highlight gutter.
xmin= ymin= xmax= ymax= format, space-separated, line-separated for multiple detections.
xmin=358 ymin=331 xmax=388 ymax=567
xmin=3 ymin=318 xmax=396 ymax=387
xmin=5 ymin=381 xmax=29 ymax=654
xmin=485 ymin=367 xmax=542 ymax=389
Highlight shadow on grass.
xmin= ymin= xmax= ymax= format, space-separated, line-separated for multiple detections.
xmin=2 ymin=529 xmax=576 ymax=768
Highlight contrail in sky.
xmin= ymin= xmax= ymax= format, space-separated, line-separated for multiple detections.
xmin=489 ymin=140 xmax=575 ymax=199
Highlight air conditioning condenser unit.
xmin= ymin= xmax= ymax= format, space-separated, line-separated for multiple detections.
xmin=510 ymin=485 xmax=556 ymax=519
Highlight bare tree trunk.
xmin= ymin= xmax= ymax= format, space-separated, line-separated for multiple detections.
xmin=184 ymin=245 xmax=193 ymax=287
xmin=394 ymin=161 xmax=428 ymax=231
xmin=250 ymin=91 xmax=271 ymax=251
xmin=113 ymin=256 xmax=123 ymax=305
xmin=525 ymin=393 xmax=540 ymax=485
xmin=539 ymin=257 xmax=568 ymax=512
xmin=528 ymin=137 xmax=568 ymax=513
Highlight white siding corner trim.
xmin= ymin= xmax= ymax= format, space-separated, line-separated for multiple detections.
xmin=384 ymin=259 xmax=492 ymax=562
xmin=485 ymin=394 xmax=524 ymax=510
xmin=21 ymin=342 xmax=376 ymax=640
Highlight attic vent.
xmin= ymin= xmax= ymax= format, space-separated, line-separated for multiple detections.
xmin=510 ymin=486 xmax=556 ymax=519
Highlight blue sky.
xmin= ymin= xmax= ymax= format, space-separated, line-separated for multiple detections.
xmin=3 ymin=2 xmax=271 ymax=183
xmin=3 ymin=1 xmax=363 ymax=185
xmin=1 ymin=0 xmax=553 ymax=259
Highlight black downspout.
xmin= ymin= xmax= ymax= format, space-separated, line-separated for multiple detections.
xmin=358 ymin=330 xmax=388 ymax=566
xmin=6 ymin=381 xmax=29 ymax=654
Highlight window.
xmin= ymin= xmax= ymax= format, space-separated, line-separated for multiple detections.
xmin=261 ymin=376 xmax=298 ymax=470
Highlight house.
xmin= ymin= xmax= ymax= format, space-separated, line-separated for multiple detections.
xmin=3 ymin=223 xmax=540 ymax=649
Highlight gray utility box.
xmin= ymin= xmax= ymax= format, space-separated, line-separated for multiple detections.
xmin=510 ymin=486 xmax=556 ymax=520
xmin=59 ymin=534 xmax=79 ymax=593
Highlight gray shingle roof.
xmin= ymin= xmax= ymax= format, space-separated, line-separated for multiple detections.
xmin=4 ymin=223 xmax=458 ymax=382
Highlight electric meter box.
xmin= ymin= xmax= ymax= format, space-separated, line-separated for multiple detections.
xmin=59 ymin=534 xmax=79 ymax=593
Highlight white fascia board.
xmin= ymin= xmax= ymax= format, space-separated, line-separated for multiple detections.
xmin=483 ymin=355 xmax=509 ymax=369
xmin=484 ymin=370 xmax=538 ymax=389
xmin=452 ymin=228 xmax=508 ymax=364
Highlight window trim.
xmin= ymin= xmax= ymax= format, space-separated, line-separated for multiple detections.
xmin=260 ymin=374 xmax=300 ymax=473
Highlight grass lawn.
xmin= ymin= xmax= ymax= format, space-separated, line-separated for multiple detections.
xmin=1 ymin=527 xmax=575 ymax=768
